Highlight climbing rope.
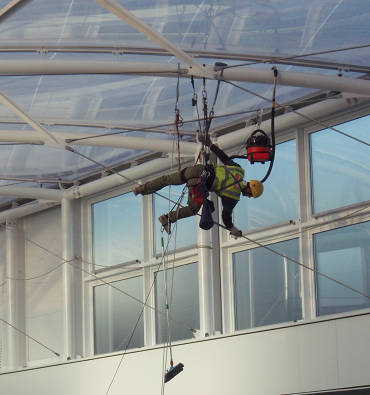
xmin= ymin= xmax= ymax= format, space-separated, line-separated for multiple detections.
xmin=215 ymin=75 xmax=370 ymax=148
xmin=174 ymin=64 xmax=183 ymax=171
xmin=260 ymin=66 xmax=277 ymax=183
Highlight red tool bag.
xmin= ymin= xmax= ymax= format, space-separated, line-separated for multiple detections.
xmin=192 ymin=179 xmax=204 ymax=206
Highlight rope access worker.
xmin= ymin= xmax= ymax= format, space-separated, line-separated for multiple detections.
xmin=133 ymin=137 xmax=264 ymax=237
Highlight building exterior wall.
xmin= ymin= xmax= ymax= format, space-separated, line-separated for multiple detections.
xmin=0 ymin=313 xmax=369 ymax=394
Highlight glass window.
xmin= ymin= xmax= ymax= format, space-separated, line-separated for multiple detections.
xmin=153 ymin=185 xmax=197 ymax=254
xmin=314 ymin=222 xmax=370 ymax=316
xmin=155 ymin=262 xmax=199 ymax=344
xmin=233 ymin=139 xmax=298 ymax=232
xmin=311 ymin=115 xmax=370 ymax=214
xmin=233 ymin=239 xmax=301 ymax=330
xmin=92 ymin=192 xmax=142 ymax=269
xmin=93 ymin=276 xmax=144 ymax=355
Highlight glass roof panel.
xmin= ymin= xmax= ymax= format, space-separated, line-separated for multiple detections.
xmin=0 ymin=0 xmax=368 ymax=206
xmin=0 ymin=1 xmax=368 ymax=67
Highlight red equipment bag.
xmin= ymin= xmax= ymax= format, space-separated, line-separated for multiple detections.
xmin=192 ymin=179 xmax=204 ymax=206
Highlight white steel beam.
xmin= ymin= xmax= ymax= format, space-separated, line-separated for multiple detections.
xmin=0 ymin=0 xmax=33 ymax=24
xmin=0 ymin=185 xmax=63 ymax=201
xmin=67 ymin=96 xmax=357 ymax=200
xmin=93 ymin=0 xmax=205 ymax=73
xmin=198 ymin=222 xmax=215 ymax=337
xmin=0 ymin=60 xmax=370 ymax=97
xmin=0 ymin=96 xmax=361 ymax=202
xmin=0 ymin=129 xmax=198 ymax=156
xmin=0 ymin=88 xmax=63 ymax=149
xmin=61 ymin=198 xmax=75 ymax=361
xmin=0 ymin=201 xmax=58 ymax=222
xmin=6 ymin=220 xmax=19 ymax=370
xmin=63 ymin=156 xmax=181 ymax=200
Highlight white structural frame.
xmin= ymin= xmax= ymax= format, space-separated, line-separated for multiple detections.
xmin=0 ymin=95 xmax=364 ymax=203
xmin=0 ymin=60 xmax=369 ymax=96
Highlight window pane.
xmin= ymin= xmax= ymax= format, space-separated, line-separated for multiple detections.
xmin=233 ymin=140 xmax=298 ymax=232
xmin=154 ymin=185 xmax=197 ymax=253
xmin=93 ymin=276 xmax=144 ymax=354
xmin=92 ymin=192 xmax=142 ymax=268
xmin=233 ymin=239 xmax=301 ymax=330
xmin=155 ymin=262 xmax=199 ymax=344
xmin=314 ymin=222 xmax=370 ymax=316
xmin=311 ymin=115 xmax=370 ymax=214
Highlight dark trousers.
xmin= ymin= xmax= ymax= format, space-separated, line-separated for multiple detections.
xmin=137 ymin=164 xmax=204 ymax=223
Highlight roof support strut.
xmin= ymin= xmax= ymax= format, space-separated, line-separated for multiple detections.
xmin=93 ymin=0 xmax=205 ymax=73
xmin=0 ymin=88 xmax=63 ymax=149
xmin=0 ymin=60 xmax=369 ymax=97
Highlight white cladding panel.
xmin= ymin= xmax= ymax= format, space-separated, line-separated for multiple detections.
xmin=0 ymin=314 xmax=369 ymax=394
xmin=25 ymin=207 xmax=63 ymax=362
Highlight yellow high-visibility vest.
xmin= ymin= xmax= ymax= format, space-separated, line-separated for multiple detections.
xmin=213 ymin=165 xmax=245 ymax=200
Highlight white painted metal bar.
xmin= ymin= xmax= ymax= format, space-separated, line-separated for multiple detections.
xmin=0 ymin=88 xmax=62 ymax=148
xmin=0 ymin=129 xmax=198 ymax=155
xmin=0 ymin=97 xmax=356 ymax=202
xmin=0 ymin=201 xmax=58 ymax=223
xmin=0 ymin=0 xmax=33 ymax=24
xmin=216 ymin=97 xmax=358 ymax=149
xmin=93 ymin=0 xmax=205 ymax=73
xmin=63 ymin=156 xmax=186 ymax=200
xmin=1 ymin=60 xmax=370 ymax=96
xmin=197 ymin=222 xmax=215 ymax=337
xmin=6 ymin=220 xmax=18 ymax=370
xmin=61 ymin=198 xmax=75 ymax=361
xmin=142 ymin=195 xmax=155 ymax=347
xmin=0 ymin=186 xmax=63 ymax=200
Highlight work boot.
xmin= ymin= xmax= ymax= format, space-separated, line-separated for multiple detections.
xmin=132 ymin=186 xmax=141 ymax=196
xmin=158 ymin=214 xmax=171 ymax=235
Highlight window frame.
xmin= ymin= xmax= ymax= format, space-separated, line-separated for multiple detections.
xmin=90 ymin=269 xmax=145 ymax=356
xmin=81 ymin=103 xmax=370 ymax=359
xmin=150 ymin=255 xmax=200 ymax=345
xmin=310 ymin=214 xmax=370 ymax=318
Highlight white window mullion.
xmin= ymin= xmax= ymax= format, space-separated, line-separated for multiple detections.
xmin=296 ymin=127 xmax=315 ymax=321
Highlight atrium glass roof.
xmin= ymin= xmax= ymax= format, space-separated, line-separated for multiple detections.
xmin=0 ymin=0 xmax=369 ymax=207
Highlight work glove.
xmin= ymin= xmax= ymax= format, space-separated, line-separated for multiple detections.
xmin=199 ymin=134 xmax=212 ymax=147
xmin=229 ymin=226 xmax=242 ymax=239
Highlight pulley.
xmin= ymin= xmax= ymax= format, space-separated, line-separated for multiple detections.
xmin=245 ymin=129 xmax=272 ymax=164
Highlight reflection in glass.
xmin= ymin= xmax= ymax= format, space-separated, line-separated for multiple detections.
xmin=93 ymin=276 xmax=144 ymax=354
xmin=233 ymin=239 xmax=301 ymax=330
xmin=92 ymin=192 xmax=142 ymax=269
xmin=233 ymin=139 xmax=298 ymax=232
xmin=315 ymin=222 xmax=370 ymax=316
xmin=153 ymin=184 xmax=197 ymax=253
xmin=155 ymin=262 xmax=199 ymax=344
xmin=311 ymin=115 xmax=370 ymax=214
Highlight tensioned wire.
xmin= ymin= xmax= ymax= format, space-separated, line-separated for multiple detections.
xmin=1 ymin=80 xmax=368 ymax=311
xmin=0 ymin=222 xmax=195 ymax=334
xmin=0 ymin=153 xmax=369 ymax=364
xmin=66 ymin=143 xmax=370 ymax=302
xmin=216 ymin=76 xmax=370 ymax=148
xmin=105 ymin=220 xmax=183 ymax=395
xmin=0 ymin=215 xmax=194 ymax=391
xmin=219 ymin=44 xmax=370 ymax=70
xmin=0 ymin=92 xmax=344 ymax=190
xmin=1 ymin=70 xmax=369 ymax=366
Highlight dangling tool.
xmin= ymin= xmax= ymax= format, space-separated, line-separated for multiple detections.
xmin=164 ymin=362 xmax=184 ymax=383
xmin=160 ymin=232 xmax=184 ymax=384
